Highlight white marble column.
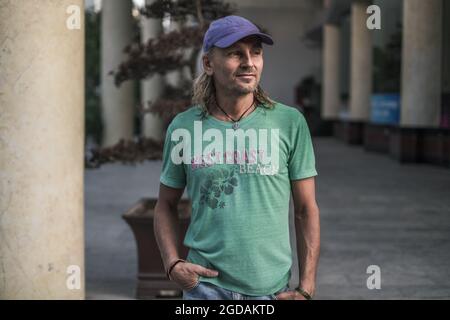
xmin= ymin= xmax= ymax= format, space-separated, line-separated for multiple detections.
xmin=0 ymin=0 xmax=85 ymax=299
xmin=101 ymin=0 xmax=135 ymax=147
xmin=141 ymin=0 xmax=164 ymax=141
xmin=401 ymin=0 xmax=443 ymax=127
xmin=349 ymin=0 xmax=373 ymax=121
xmin=322 ymin=24 xmax=341 ymax=119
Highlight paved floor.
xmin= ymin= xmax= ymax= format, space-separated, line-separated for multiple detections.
xmin=84 ymin=137 xmax=450 ymax=299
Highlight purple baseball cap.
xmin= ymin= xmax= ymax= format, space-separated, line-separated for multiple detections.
xmin=202 ymin=15 xmax=274 ymax=53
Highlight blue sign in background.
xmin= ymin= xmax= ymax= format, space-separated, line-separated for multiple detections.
xmin=371 ymin=94 xmax=400 ymax=124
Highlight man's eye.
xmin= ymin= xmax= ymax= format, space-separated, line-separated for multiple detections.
xmin=227 ymin=50 xmax=261 ymax=57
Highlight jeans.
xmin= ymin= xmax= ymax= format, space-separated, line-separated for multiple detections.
xmin=183 ymin=281 xmax=290 ymax=300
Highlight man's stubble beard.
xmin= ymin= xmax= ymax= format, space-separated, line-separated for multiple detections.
xmin=229 ymin=78 xmax=259 ymax=95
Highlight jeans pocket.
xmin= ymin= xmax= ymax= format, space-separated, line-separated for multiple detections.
xmin=272 ymin=285 xmax=290 ymax=300
xmin=184 ymin=276 xmax=201 ymax=293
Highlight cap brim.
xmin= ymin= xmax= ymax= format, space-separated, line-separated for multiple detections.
xmin=214 ymin=30 xmax=274 ymax=49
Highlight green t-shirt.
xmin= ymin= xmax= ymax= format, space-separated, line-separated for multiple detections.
xmin=160 ymin=101 xmax=318 ymax=296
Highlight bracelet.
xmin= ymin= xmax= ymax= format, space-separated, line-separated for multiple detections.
xmin=295 ymin=287 xmax=313 ymax=300
xmin=166 ymin=258 xmax=186 ymax=280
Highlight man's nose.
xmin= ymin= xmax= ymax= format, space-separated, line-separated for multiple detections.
xmin=240 ymin=51 xmax=254 ymax=68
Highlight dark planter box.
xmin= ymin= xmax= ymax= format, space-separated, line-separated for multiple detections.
xmin=389 ymin=127 xmax=419 ymax=162
xmin=335 ymin=120 xmax=450 ymax=167
xmin=303 ymin=110 xmax=334 ymax=137
xmin=389 ymin=127 xmax=450 ymax=166
xmin=421 ymin=129 xmax=450 ymax=166
xmin=364 ymin=123 xmax=392 ymax=154
xmin=333 ymin=120 xmax=365 ymax=145
xmin=122 ymin=198 xmax=191 ymax=299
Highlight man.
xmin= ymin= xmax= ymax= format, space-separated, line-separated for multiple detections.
xmin=154 ymin=15 xmax=320 ymax=300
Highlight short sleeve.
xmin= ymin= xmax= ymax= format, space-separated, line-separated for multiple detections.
xmin=159 ymin=124 xmax=187 ymax=189
xmin=287 ymin=111 xmax=318 ymax=180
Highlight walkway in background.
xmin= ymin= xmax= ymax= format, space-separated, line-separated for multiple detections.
xmin=85 ymin=137 xmax=450 ymax=299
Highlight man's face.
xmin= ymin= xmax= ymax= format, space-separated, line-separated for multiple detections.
xmin=204 ymin=35 xmax=264 ymax=96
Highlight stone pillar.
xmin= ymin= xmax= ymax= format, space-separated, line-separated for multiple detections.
xmin=101 ymin=0 xmax=135 ymax=147
xmin=401 ymin=0 xmax=442 ymax=127
xmin=0 ymin=0 xmax=85 ymax=299
xmin=349 ymin=0 xmax=373 ymax=121
xmin=140 ymin=0 xmax=164 ymax=141
xmin=322 ymin=24 xmax=341 ymax=119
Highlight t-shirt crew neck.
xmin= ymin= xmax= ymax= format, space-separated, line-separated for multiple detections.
xmin=205 ymin=103 xmax=264 ymax=129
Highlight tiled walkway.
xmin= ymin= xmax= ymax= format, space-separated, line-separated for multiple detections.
xmin=85 ymin=137 xmax=450 ymax=299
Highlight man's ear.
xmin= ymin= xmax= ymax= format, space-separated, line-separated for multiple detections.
xmin=203 ymin=54 xmax=214 ymax=76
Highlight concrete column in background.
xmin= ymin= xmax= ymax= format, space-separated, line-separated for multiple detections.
xmin=349 ymin=0 xmax=373 ymax=121
xmin=322 ymin=23 xmax=341 ymax=119
xmin=101 ymin=0 xmax=135 ymax=147
xmin=0 ymin=0 xmax=85 ymax=299
xmin=401 ymin=0 xmax=442 ymax=127
xmin=140 ymin=0 xmax=164 ymax=141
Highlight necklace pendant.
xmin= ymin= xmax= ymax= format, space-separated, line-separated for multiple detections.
xmin=232 ymin=122 xmax=240 ymax=130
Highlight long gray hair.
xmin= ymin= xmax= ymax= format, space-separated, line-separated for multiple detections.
xmin=192 ymin=51 xmax=275 ymax=118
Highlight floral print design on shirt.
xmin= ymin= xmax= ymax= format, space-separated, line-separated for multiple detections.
xmin=199 ymin=167 xmax=238 ymax=209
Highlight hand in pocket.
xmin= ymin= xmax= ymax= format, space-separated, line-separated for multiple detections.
xmin=170 ymin=261 xmax=219 ymax=290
